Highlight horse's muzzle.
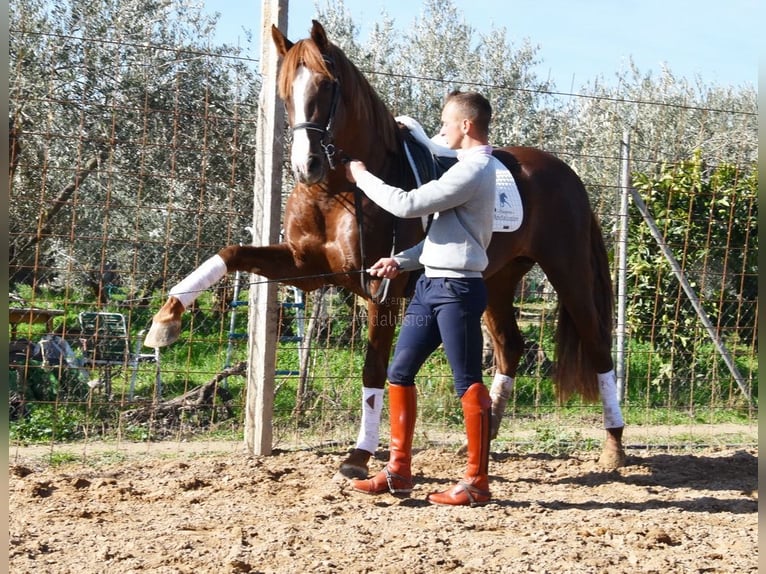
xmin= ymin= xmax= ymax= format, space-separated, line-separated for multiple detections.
xmin=293 ymin=154 xmax=327 ymax=186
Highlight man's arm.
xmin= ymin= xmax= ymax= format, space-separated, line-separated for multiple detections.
xmin=346 ymin=159 xmax=483 ymax=219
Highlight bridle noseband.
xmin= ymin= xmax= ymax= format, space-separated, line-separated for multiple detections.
xmin=291 ymin=55 xmax=341 ymax=169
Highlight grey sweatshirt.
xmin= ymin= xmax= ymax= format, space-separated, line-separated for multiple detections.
xmin=354 ymin=145 xmax=496 ymax=278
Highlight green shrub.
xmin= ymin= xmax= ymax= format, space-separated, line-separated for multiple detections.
xmin=10 ymin=405 xmax=85 ymax=443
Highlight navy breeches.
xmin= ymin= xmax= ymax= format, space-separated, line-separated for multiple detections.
xmin=387 ymin=275 xmax=488 ymax=397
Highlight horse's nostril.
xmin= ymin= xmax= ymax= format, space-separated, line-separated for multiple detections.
xmin=307 ymin=155 xmax=322 ymax=174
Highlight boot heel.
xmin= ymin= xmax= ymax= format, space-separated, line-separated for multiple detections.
xmin=426 ymin=383 xmax=491 ymax=507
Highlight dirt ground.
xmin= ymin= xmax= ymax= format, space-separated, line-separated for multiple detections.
xmin=8 ymin=436 xmax=758 ymax=574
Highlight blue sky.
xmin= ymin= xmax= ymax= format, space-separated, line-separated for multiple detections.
xmin=202 ymin=0 xmax=757 ymax=90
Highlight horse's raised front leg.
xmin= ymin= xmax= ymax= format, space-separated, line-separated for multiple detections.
xmin=144 ymin=244 xmax=298 ymax=348
xmin=338 ymin=295 xmax=401 ymax=479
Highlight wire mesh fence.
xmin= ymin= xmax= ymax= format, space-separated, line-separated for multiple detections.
xmin=8 ymin=15 xmax=757 ymax=456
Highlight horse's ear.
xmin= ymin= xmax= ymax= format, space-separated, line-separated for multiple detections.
xmin=310 ymin=20 xmax=329 ymax=51
xmin=271 ymin=24 xmax=293 ymax=57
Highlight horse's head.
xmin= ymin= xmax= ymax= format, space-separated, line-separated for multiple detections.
xmin=272 ymin=21 xmax=342 ymax=186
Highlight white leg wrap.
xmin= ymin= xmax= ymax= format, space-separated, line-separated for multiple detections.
xmin=490 ymin=373 xmax=514 ymax=402
xmin=598 ymin=370 xmax=625 ymax=429
xmin=489 ymin=373 xmax=514 ymax=438
xmin=355 ymin=387 xmax=384 ymax=454
xmin=168 ymin=254 xmax=228 ymax=309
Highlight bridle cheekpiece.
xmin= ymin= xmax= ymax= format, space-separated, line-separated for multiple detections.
xmin=291 ymin=55 xmax=341 ymax=169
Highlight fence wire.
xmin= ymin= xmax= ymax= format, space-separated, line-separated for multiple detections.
xmin=8 ymin=22 xmax=757 ymax=455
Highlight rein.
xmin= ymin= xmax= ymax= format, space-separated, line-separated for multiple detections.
xmin=353 ymin=187 xmax=393 ymax=304
xmin=351 ymin=131 xmax=442 ymax=304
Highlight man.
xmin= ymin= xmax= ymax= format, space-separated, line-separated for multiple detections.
xmin=344 ymin=90 xmax=496 ymax=506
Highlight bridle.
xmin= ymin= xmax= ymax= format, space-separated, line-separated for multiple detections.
xmin=290 ymin=53 xmax=393 ymax=304
xmin=290 ymin=55 xmax=341 ymax=169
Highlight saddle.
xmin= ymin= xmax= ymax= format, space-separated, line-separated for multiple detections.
xmin=397 ymin=116 xmax=457 ymax=184
xmin=396 ymin=116 xmax=523 ymax=233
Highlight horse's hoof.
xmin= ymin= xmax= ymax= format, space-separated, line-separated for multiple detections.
xmin=338 ymin=463 xmax=368 ymax=480
xmin=143 ymin=320 xmax=182 ymax=348
xmin=338 ymin=448 xmax=371 ymax=480
xmin=597 ymin=446 xmax=626 ymax=469
xmin=598 ymin=426 xmax=626 ymax=469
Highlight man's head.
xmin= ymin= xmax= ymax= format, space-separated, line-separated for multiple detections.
xmin=438 ymin=90 xmax=492 ymax=150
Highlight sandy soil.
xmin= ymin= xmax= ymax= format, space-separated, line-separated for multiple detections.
xmin=8 ymin=437 xmax=758 ymax=574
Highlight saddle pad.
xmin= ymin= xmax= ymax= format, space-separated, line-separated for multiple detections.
xmin=396 ymin=115 xmax=523 ymax=233
xmin=490 ymin=155 xmax=522 ymax=232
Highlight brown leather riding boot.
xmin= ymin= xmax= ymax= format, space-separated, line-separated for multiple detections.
xmin=427 ymin=383 xmax=491 ymax=507
xmin=351 ymin=384 xmax=416 ymax=496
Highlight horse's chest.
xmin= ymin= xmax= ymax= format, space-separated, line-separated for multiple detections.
xmin=285 ymin=203 xmax=356 ymax=265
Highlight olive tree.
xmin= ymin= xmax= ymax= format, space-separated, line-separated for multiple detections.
xmin=9 ymin=0 xmax=260 ymax=302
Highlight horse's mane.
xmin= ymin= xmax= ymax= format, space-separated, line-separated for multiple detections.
xmin=277 ymin=38 xmax=400 ymax=155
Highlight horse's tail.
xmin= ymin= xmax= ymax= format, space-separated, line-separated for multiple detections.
xmin=553 ymin=213 xmax=614 ymax=403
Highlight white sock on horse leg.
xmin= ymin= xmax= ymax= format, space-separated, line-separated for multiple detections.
xmin=598 ymin=370 xmax=625 ymax=429
xmin=355 ymin=387 xmax=384 ymax=454
xmin=489 ymin=374 xmax=514 ymax=437
xmin=168 ymin=254 xmax=228 ymax=309
xmin=490 ymin=373 xmax=514 ymax=403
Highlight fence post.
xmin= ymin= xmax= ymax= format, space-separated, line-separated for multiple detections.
xmin=244 ymin=0 xmax=288 ymax=456
xmin=614 ymin=130 xmax=631 ymax=401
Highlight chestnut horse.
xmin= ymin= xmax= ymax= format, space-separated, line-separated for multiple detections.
xmin=145 ymin=20 xmax=625 ymax=477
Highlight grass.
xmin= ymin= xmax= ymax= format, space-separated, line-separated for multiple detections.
xmin=9 ymin=289 xmax=758 ymax=450
xmin=35 ymin=449 xmax=129 ymax=468
xmin=47 ymin=451 xmax=80 ymax=466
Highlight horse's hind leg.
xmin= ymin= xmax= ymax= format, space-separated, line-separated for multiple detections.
xmin=595 ymin=372 xmax=626 ymax=469
xmin=483 ymin=261 xmax=535 ymax=440
xmin=565 ymin=304 xmax=625 ymax=468
xmin=541 ymin=260 xmax=626 ymax=469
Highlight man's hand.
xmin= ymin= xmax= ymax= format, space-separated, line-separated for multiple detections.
xmin=367 ymin=257 xmax=401 ymax=279
xmin=344 ymin=159 xmax=367 ymax=183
